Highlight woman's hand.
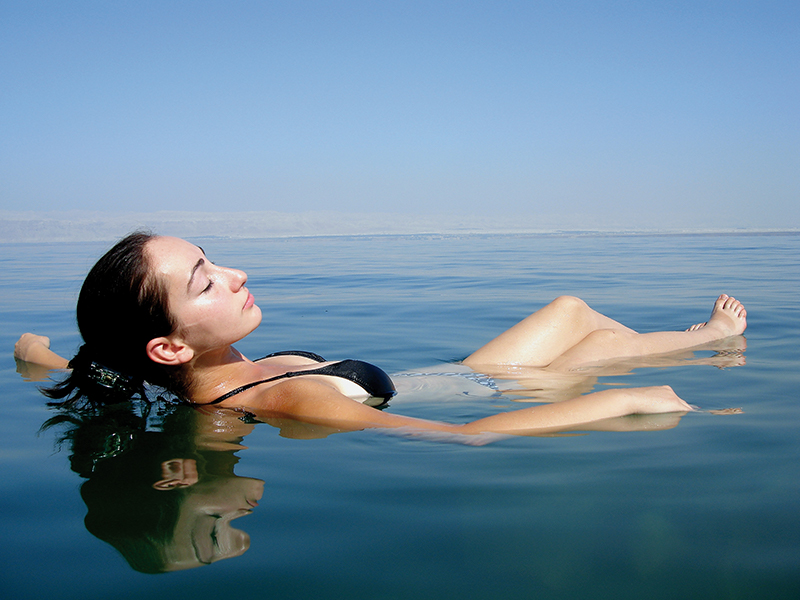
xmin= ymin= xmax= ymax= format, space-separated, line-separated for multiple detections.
xmin=15 ymin=333 xmax=52 ymax=361
xmin=624 ymin=385 xmax=694 ymax=414
xmin=14 ymin=333 xmax=70 ymax=369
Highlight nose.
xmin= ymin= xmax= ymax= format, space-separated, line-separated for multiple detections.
xmin=224 ymin=267 xmax=247 ymax=290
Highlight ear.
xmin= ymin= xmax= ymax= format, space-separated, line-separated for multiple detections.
xmin=146 ymin=336 xmax=194 ymax=366
xmin=153 ymin=458 xmax=199 ymax=491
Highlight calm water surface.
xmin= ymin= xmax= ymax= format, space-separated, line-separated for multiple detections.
xmin=1 ymin=233 xmax=798 ymax=599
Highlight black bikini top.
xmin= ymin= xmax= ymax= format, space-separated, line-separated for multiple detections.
xmin=207 ymin=351 xmax=396 ymax=405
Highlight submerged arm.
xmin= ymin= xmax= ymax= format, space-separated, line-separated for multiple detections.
xmin=245 ymin=379 xmax=693 ymax=437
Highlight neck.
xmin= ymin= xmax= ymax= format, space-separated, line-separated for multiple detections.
xmin=182 ymin=345 xmax=254 ymax=404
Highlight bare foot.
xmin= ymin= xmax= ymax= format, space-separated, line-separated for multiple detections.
xmin=687 ymin=294 xmax=747 ymax=337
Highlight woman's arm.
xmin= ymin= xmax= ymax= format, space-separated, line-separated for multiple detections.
xmin=458 ymin=386 xmax=691 ymax=434
xmin=14 ymin=334 xmax=70 ymax=369
xmin=247 ymin=379 xmax=693 ymax=437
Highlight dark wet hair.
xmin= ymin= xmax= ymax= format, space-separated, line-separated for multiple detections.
xmin=45 ymin=231 xmax=190 ymax=407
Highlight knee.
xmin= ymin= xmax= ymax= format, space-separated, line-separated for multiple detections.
xmin=549 ymin=295 xmax=589 ymax=314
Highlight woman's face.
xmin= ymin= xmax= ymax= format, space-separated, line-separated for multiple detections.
xmin=163 ymin=474 xmax=265 ymax=571
xmin=145 ymin=236 xmax=262 ymax=355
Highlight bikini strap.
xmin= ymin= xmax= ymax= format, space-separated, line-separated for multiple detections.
xmin=254 ymin=350 xmax=326 ymax=363
xmin=206 ymin=350 xmax=327 ymax=405
xmin=205 ymin=375 xmax=283 ymax=405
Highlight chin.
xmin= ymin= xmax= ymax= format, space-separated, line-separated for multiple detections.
xmin=248 ymin=308 xmax=263 ymax=332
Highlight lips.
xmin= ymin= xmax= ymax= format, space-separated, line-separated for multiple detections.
xmin=243 ymin=290 xmax=255 ymax=310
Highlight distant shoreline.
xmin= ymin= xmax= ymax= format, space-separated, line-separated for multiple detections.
xmin=1 ymin=210 xmax=797 ymax=243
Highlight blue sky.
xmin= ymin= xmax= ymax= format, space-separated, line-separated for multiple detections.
xmin=2 ymin=0 xmax=798 ymax=230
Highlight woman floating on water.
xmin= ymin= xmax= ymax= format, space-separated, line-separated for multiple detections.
xmin=15 ymin=232 xmax=747 ymax=437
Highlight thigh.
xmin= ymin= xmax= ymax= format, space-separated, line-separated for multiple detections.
xmin=464 ymin=296 xmax=629 ymax=367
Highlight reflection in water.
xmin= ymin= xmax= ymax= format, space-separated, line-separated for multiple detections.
xmin=43 ymin=401 xmax=263 ymax=573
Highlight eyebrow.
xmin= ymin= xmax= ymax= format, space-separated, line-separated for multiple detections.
xmin=187 ymin=257 xmax=205 ymax=292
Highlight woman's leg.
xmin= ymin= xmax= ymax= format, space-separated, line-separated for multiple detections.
xmin=463 ymin=295 xmax=636 ymax=368
xmin=548 ymin=295 xmax=746 ymax=370
xmin=464 ymin=294 xmax=747 ymax=370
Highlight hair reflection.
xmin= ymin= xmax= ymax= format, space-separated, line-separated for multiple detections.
xmin=43 ymin=399 xmax=263 ymax=574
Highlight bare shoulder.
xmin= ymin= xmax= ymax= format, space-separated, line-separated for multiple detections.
xmin=233 ymin=378 xmax=422 ymax=433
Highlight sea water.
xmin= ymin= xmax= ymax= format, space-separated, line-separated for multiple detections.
xmin=1 ymin=232 xmax=798 ymax=599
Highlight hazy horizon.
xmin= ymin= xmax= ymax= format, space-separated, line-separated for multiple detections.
xmin=1 ymin=209 xmax=797 ymax=244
